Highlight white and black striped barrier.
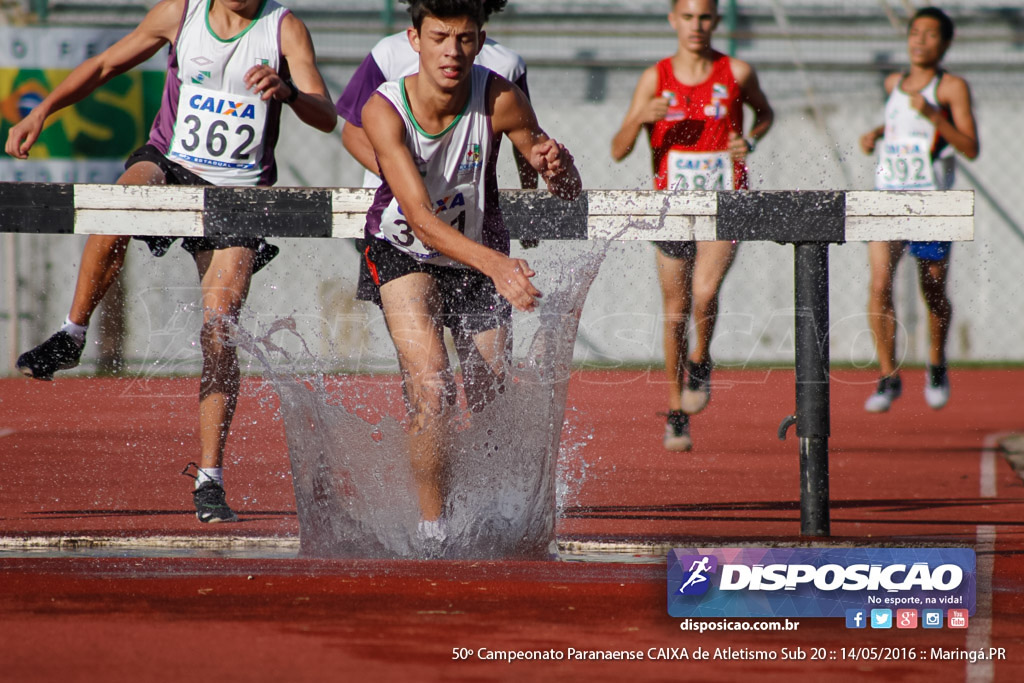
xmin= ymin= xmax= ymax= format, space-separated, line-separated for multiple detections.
xmin=0 ymin=183 xmax=975 ymax=537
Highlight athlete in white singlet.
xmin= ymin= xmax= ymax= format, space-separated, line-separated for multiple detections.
xmin=5 ymin=0 xmax=337 ymax=522
xmin=337 ymin=30 xmax=536 ymax=191
xmin=859 ymin=6 xmax=978 ymax=414
xmin=360 ymin=0 xmax=580 ymax=542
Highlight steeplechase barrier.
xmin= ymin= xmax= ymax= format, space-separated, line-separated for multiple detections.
xmin=0 ymin=183 xmax=975 ymax=537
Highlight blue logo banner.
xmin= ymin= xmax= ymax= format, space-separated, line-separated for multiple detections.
xmin=667 ymin=547 xmax=975 ymax=618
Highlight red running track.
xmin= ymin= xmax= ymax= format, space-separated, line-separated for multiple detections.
xmin=0 ymin=369 xmax=1022 ymax=681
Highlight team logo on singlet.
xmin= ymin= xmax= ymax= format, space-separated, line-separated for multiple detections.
xmin=704 ymin=101 xmax=728 ymax=119
xmin=705 ymin=83 xmax=729 ymax=119
xmin=458 ymin=143 xmax=482 ymax=175
xmin=191 ymin=70 xmax=211 ymax=85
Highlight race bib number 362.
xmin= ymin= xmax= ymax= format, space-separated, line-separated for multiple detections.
xmin=170 ymin=83 xmax=267 ymax=170
xmin=667 ymin=151 xmax=734 ymax=191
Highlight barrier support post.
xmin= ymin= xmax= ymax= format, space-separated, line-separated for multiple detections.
xmin=794 ymin=242 xmax=831 ymax=536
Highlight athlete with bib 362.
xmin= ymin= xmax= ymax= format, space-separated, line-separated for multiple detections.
xmin=859 ymin=6 xmax=978 ymax=414
xmin=5 ymin=0 xmax=337 ymax=522
xmin=611 ymin=0 xmax=773 ymax=452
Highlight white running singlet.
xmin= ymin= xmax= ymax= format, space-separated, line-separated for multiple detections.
xmin=372 ymin=65 xmax=495 ymax=267
xmin=875 ymin=74 xmax=955 ymax=191
xmin=167 ymin=0 xmax=288 ymax=185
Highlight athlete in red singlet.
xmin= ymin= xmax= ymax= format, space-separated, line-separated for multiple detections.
xmin=612 ymin=0 xmax=773 ymax=452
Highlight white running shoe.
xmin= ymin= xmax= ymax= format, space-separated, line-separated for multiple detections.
xmin=924 ymin=365 xmax=950 ymax=410
xmin=864 ymin=375 xmax=902 ymax=413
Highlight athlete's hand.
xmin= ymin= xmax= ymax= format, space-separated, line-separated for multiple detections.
xmin=5 ymin=111 xmax=45 ymax=160
xmin=639 ymin=95 xmax=670 ymax=124
xmin=727 ymin=131 xmax=750 ymax=161
xmin=244 ymin=64 xmax=294 ymax=102
xmin=908 ymin=93 xmax=938 ymax=123
xmin=860 ymin=129 xmax=881 ymax=155
xmin=533 ymin=138 xmax=582 ymax=200
xmin=489 ymin=256 xmax=541 ymax=313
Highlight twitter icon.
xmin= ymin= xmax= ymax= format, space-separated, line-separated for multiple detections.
xmin=871 ymin=609 xmax=893 ymax=629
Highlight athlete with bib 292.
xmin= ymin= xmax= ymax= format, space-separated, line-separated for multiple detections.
xmin=5 ymin=0 xmax=337 ymax=522
xmin=859 ymin=6 xmax=978 ymax=414
xmin=359 ymin=0 xmax=581 ymax=545
xmin=611 ymin=0 xmax=773 ymax=452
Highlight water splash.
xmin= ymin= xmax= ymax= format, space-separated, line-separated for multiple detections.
xmin=236 ymin=243 xmax=607 ymax=560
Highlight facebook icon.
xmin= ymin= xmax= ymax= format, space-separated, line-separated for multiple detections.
xmin=846 ymin=609 xmax=867 ymax=629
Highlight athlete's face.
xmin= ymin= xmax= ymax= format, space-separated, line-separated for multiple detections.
xmin=907 ymin=17 xmax=949 ymax=67
xmin=669 ymin=0 xmax=720 ymax=53
xmin=410 ymin=15 xmax=484 ymax=90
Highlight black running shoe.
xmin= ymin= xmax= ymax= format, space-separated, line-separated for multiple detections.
xmin=864 ymin=374 xmax=903 ymax=413
xmin=192 ymin=480 xmax=239 ymax=523
xmin=16 ymin=330 xmax=84 ymax=381
xmin=663 ymin=410 xmax=693 ymax=452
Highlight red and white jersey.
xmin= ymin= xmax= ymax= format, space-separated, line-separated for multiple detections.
xmin=875 ymin=73 xmax=954 ymax=191
xmin=647 ymin=52 xmax=746 ymax=191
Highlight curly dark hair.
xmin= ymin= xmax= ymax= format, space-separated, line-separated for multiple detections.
xmin=401 ymin=1 xmax=509 ymax=30
xmin=911 ymin=6 xmax=955 ymax=43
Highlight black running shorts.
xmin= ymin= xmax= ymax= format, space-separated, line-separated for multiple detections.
xmin=124 ymin=144 xmax=278 ymax=273
xmin=357 ymin=237 xmax=512 ymax=336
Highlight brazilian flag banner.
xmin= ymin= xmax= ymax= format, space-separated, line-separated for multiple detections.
xmin=0 ymin=27 xmax=166 ymax=183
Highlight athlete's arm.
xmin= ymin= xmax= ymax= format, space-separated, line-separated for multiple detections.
xmin=363 ymin=92 xmax=541 ymax=312
xmin=728 ymin=59 xmax=774 ymax=161
xmin=611 ymin=65 xmax=667 ymax=162
xmin=510 ymin=75 xmax=540 ymax=190
xmin=927 ymin=74 xmax=979 ymax=160
xmin=4 ymin=0 xmax=183 ymax=159
xmin=860 ymin=73 xmax=901 ymax=155
xmin=247 ymin=13 xmax=336 ymax=133
xmin=490 ymin=77 xmax=581 ymax=201
xmin=341 ymin=122 xmax=380 ymax=175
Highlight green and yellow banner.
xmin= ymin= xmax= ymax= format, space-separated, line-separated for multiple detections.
xmin=0 ymin=27 xmax=166 ymax=182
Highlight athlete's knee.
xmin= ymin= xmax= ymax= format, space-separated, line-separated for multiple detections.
xmin=690 ymin=280 xmax=721 ymax=315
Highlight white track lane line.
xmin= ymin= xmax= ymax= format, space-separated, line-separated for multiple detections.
xmin=965 ymin=432 xmax=1008 ymax=683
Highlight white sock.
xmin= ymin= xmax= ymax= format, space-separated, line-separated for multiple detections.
xmin=417 ymin=518 xmax=447 ymax=541
xmin=61 ymin=317 xmax=88 ymax=346
xmin=195 ymin=467 xmax=224 ymax=489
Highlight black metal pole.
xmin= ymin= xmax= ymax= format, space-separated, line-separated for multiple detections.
xmin=794 ymin=242 xmax=831 ymax=536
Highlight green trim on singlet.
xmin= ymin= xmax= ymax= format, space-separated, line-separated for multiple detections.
xmin=398 ymin=75 xmax=470 ymax=140
xmin=205 ymin=0 xmax=269 ymax=44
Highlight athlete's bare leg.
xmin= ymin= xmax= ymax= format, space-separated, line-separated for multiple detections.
xmin=194 ymin=246 xmax=255 ymax=471
xmin=453 ymin=324 xmax=511 ymax=413
xmin=379 ymin=273 xmax=454 ymax=522
xmin=656 ymin=249 xmax=695 ymax=412
xmin=917 ymin=257 xmax=951 ymax=367
xmin=689 ymin=240 xmax=738 ymax=365
xmin=867 ymin=241 xmax=905 ymax=377
xmin=67 ymin=162 xmax=167 ymax=326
